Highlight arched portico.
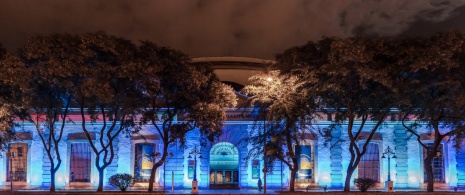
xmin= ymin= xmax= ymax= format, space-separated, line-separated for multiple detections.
xmin=209 ymin=142 xmax=239 ymax=189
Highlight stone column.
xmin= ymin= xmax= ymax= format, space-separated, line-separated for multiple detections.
xmin=329 ymin=127 xmax=343 ymax=188
xmin=394 ymin=126 xmax=408 ymax=188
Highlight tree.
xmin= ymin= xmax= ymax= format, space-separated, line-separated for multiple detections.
xmin=242 ymin=70 xmax=316 ymax=192
xmin=0 ymin=44 xmax=22 ymax=150
xmin=319 ymin=37 xmax=396 ymax=192
xmin=396 ymin=32 xmax=465 ymax=192
xmin=276 ymin=37 xmax=396 ymax=192
xmin=18 ymin=34 xmax=79 ymax=192
xmin=137 ymin=42 xmax=237 ymax=192
xmin=68 ymin=32 xmax=144 ymax=192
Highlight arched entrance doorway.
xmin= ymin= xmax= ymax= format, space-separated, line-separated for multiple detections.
xmin=209 ymin=142 xmax=239 ymax=189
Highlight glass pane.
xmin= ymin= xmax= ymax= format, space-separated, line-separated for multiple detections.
xmin=210 ymin=171 xmax=215 ymax=184
xmin=225 ymin=171 xmax=231 ymax=182
xmin=216 ymin=171 xmax=223 ymax=183
xmin=70 ymin=143 xmax=91 ymax=182
xmin=6 ymin=143 xmax=28 ymax=182
xmin=135 ymin=143 xmax=155 ymax=182
xmin=233 ymin=171 xmax=238 ymax=182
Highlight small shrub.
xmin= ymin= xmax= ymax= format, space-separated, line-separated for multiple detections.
xmin=109 ymin=173 xmax=134 ymax=192
xmin=354 ymin=178 xmax=377 ymax=192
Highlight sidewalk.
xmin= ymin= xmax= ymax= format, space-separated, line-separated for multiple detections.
xmin=2 ymin=188 xmax=465 ymax=195
xmin=0 ymin=189 xmax=270 ymax=195
xmin=167 ymin=189 xmax=276 ymax=194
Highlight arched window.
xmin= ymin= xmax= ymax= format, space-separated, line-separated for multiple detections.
xmin=358 ymin=143 xmax=380 ymax=182
xmin=209 ymin=142 xmax=239 ymax=187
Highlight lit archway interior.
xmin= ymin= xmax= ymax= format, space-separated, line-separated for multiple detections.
xmin=209 ymin=142 xmax=239 ymax=188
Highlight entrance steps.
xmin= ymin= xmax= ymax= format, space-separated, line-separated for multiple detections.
xmin=209 ymin=184 xmax=239 ymax=189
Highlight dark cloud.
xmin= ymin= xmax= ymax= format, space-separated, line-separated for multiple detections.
xmin=0 ymin=0 xmax=464 ymax=59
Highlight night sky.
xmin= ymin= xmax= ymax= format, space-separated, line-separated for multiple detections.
xmin=1 ymin=0 xmax=465 ymax=59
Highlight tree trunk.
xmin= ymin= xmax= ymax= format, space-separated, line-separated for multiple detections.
xmin=97 ymin=168 xmax=104 ymax=192
xmin=148 ymin=141 xmax=169 ymax=192
xmin=148 ymin=165 xmax=159 ymax=192
xmin=424 ymin=157 xmax=434 ymax=192
xmin=289 ymin=167 xmax=298 ymax=192
xmin=50 ymin=168 xmax=56 ymax=192
xmin=344 ymin=165 xmax=356 ymax=192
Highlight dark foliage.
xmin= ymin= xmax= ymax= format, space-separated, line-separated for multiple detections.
xmin=354 ymin=178 xmax=377 ymax=192
xmin=108 ymin=173 xmax=134 ymax=192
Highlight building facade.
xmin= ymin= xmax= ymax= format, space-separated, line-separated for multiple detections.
xmin=1 ymin=57 xmax=464 ymax=190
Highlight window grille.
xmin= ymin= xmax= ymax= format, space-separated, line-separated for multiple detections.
xmin=295 ymin=145 xmax=313 ymax=183
xmin=70 ymin=143 xmax=91 ymax=182
xmin=134 ymin=143 xmax=155 ymax=182
xmin=424 ymin=143 xmax=445 ymax=183
xmin=6 ymin=143 xmax=28 ymax=182
xmin=358 ymin=143 xmax=380 ymax=182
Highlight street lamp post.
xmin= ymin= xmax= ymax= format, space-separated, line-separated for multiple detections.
xmin=158 ymin=152 xmax=173 ymax=193
xmin=280 ymin=160 xmax=283 ymax=192
xmin=163 ymin=161 xmax=166 ymax=192
xmin=262 ymin=76 xmax=273 ymax=194
xmin=263 ymin=112 xmax=267 ymax=194
xmin=188 ymin=146 xmax=203 ymax=194
xmin=6 ymin=146 xmax=15 ymax=192
xmin=382 ymin=146 xmax=397 ymax=192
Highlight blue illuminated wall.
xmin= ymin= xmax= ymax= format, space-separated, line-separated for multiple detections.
xmin=2 ymin=119 xmax=464 ymax=190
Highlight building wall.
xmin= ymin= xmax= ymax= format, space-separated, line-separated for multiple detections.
xmin=0 ymin=120 xmax=461 ymax=190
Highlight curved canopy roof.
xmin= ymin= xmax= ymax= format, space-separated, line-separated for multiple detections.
xmin=191 ymin=57 xmax=275 ymax=88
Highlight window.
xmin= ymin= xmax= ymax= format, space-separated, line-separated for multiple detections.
xmin=134 ymin=143 xmax=155 ymax=182
xmin=295 ymin=145 xmax=313 ymax=182
xmin=6 ymin=143 xmax=28 ymax=182
xmin=252 ymin=159 xmax=260 ymax=179
xmin=358 ymin=143 xmax=380 ymax=182
xmin=70 ymin=143 xmax=91 ymax=182
xmin=423 ymin=143 xmax=445 ymax=183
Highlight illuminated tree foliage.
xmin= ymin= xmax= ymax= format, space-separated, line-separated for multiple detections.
xmin=137 ymin=42 xmax=237 ymax=192
xmin=0 ymin=44 xmax=23 ymax=151
xmin=243 ymin=70 xmax=316 ymax=192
